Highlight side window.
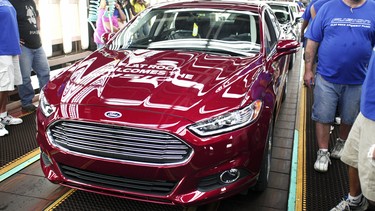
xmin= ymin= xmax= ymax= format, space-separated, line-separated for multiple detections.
xmin=263 ymin=10 xmax=279 ymax=55
xmin=289 ymin=7 xmax=295 ymax=23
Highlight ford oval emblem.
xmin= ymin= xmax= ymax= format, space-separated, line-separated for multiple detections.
xmin=104 ymin=111 xmax=122 ymax=118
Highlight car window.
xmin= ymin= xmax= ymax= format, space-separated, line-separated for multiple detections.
xmin=110 ymin=9 xmax=261 ymax=56
xmin=263 ymin=9 xmax=279 ymax=55
xmin=274 ymin=10 xmax=290 ymax=24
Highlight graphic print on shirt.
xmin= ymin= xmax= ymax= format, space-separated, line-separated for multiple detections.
xmin=25 ymin=5 xmax=38 ymax=35
xmin=330 ymin=18 xmax=371 ymax=28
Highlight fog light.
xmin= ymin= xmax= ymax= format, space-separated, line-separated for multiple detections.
xmin=41 ymin=151 xmax=53 ymax=167
xmin=220 ymin=168 xmax=240 ymax=184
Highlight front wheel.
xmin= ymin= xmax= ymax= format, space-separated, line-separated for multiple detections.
xmin=251 ymin=118 xmax=274 ymax=192
xmin=282 ymin=75 xmax=288 ymax=103
xmin=289 ymin=53 xmax=295 ymax=70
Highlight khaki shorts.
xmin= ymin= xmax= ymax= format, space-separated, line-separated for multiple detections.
xmin=341 ymin=112 xmax=375 ymax=201
xmin=0 ymin=55 xmax=22 ymax=92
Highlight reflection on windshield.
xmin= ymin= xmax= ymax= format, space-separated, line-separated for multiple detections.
xmin=274 ymin=11 xmax=290 ymax=24
xmin=110 ymin=9 xmax=261 ymax=55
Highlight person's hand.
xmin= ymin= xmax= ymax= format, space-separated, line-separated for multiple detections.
xmin=115 ymin=3 xmax=121 ymax=9
xmin=303 ymin=70 xmax=315 ymax=88
xmin=20 ymin=39 xmax=25 ymax=46
xmin=369 ymin=144 xmax=375 ymax=160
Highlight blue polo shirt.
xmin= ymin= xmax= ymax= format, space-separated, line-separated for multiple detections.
xmin=361 ymin=48 xmax=375 ymax=121
xmin=313 ymin=0 xmax=333 ymax=14
xmin=305 ymin=0 xmax=375 ymax=84
xmin=302 ymin=0 xmax=318 ymax=22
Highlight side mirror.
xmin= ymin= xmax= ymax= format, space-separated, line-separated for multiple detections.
xmin=276 ymin=39 xmax=300 ymax=54
xmin=101 ymin=32 xmax=116 ymax=45
xmin=274 ymin=39 xmax=300 ymax=61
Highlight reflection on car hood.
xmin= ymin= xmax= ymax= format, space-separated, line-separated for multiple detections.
xmin=48 ymin=48 xmax=260 ymax=121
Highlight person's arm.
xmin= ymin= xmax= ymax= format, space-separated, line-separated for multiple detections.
xmin=304 ymin=39 xmax=319 ymax=88
xmin=369 ymin=144 xmax=375 ymax=160
xmin=103 ymin=18 xmax=119 ymax=32
xmin=129 ymin=0 xmax=137 ymax=16
xmin=32 ymin=0 xmax=41 ymax=31
xmin=130 ymin=5 xmax=136 ymax=16
xmin=300 ymin=19 xmax=308 ymax=42
xmin=115 ymin=3 xmax=127 ymax=22
xmin=36 ymin=15 xmax=41 ymax=31
xmin=310 ymin=5 xmax=317 ymax=19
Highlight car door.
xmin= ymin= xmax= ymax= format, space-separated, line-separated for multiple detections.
xmin=263 ymin=8 xmax=288 ymax=107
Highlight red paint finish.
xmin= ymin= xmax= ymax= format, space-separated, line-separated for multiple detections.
xmin=37 ymin=0 xmax=299 ymax=206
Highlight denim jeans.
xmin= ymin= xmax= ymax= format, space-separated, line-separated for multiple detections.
xmin=18 ymin=46 xmax=50 ymax=107
xmin=312 ymin=73 xmax=361 ymax=125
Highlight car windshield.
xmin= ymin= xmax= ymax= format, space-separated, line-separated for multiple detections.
xmin=109 ymin=9 xmax=261 ymax=56
xmin=274 ymin=10 xmax=290 ymax=24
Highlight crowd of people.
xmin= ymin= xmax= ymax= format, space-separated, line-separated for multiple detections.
xmin=301 ymin=0 xmax=375 ymax=209
xmin=94 ymin=0 xmax=149 ymax=48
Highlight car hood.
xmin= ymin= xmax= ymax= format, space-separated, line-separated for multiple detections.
xmin=47 ymin=48 xmax=262 ymax=122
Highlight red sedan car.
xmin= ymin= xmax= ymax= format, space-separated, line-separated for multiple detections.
xmin=37 ymin=0 xmax=299 ymax=206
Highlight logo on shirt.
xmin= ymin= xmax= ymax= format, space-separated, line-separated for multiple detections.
xmin=330 ymin=18 xmax=371 ymax=28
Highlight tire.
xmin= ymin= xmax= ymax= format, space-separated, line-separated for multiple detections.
xmin=288 ymin=53 xmax=295 ymax=70
xmin=251 ymin=118 xmax=274 ymax=192
xmin=282 ymin=75 xmax=288 ymax=103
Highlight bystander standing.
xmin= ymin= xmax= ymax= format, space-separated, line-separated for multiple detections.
xmin=0 ymin=0 xmax=23 ymax=136
xmin=330 ymin=48 xmax=375 ymax=211
xmin=9 ymin=0 xmax=51 ymax=113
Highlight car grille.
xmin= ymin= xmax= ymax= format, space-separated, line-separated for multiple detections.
xmin=59 ymin=164 xmax=176 ymax=195
xmin=48 ymin=121 xmax=192 ymax=164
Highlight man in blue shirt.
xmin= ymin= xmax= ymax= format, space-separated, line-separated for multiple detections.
xmin=310 ymin=0 xmax=333 ymax=19
xmin=300 ymin=0 xmax=318 ymax=46
xmin=0 ymin=0 xmax=24 ymax=136
xmin=304 ymin=0 xmax=375 ymax=177
xmin=330 ymin=48 xmax=375 ymax=211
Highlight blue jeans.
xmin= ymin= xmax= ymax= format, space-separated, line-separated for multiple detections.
xmin=18 ymin=46 xmax=50 ymax=107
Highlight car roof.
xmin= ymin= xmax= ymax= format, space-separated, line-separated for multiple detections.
xmin=152 ymin=0 xmax=269 ymax=13
xmin=263 ymin=1 xmax=292 ymax=5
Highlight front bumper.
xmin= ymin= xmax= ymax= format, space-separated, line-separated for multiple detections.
xmin=36 ymin=109 xmax=270 ymax=206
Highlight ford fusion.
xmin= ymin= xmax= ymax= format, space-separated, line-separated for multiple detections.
xmin=37 ymin=0 xmax=299 ymax=206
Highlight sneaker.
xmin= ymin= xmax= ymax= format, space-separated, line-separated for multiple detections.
xmin=22 ymin=104 xmax=37 ymax=112
xmin=331 ymin=139 xmax=345 ymax=159
xmin=314 ymin=150 xmax=331 ymax=172
xmin=330 ymin=125 xmax=335 ymax=134
xmin=1 ymin=115 xmax=23 ymax=125
xmin=335 ymin=117 xmax=341 ymax=125
xmin=330 ymin=196 xmax=369 ymax=211
xmin=0 ymin=123 xmax=8 ymax=136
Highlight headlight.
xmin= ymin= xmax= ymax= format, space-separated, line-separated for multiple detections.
xmin=39 ymin=90 xmax=56 ymax=117
xmin=189 ymin=100 xmax=263 ymax=137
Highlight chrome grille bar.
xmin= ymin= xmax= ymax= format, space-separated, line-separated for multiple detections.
xmin=49 ymin=121 xmax=192 ymax=164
